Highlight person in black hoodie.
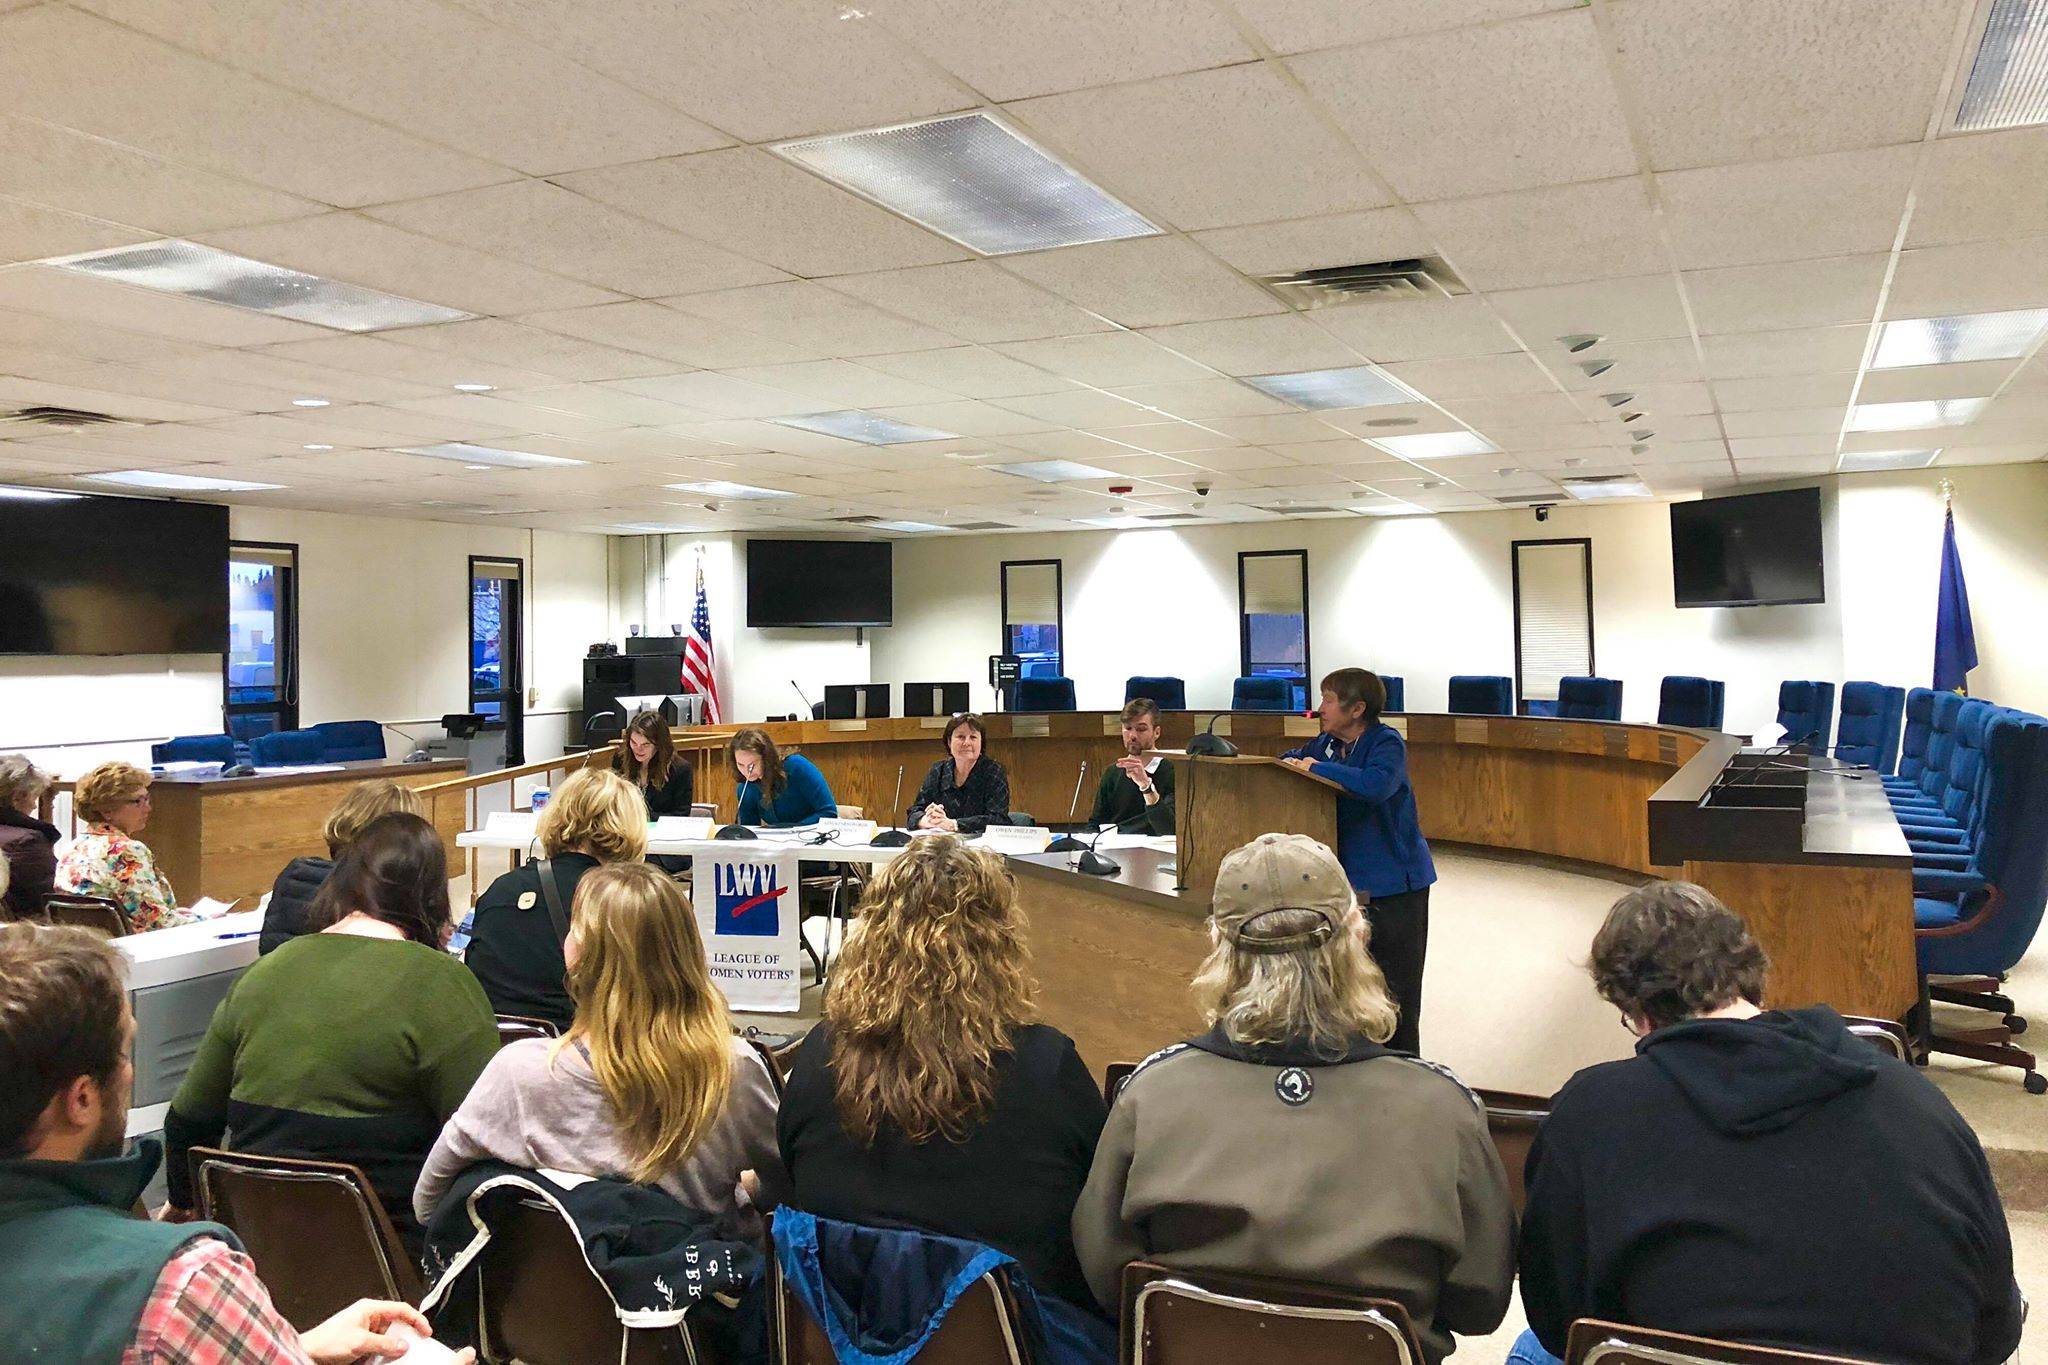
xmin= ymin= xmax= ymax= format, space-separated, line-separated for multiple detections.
xmin=259 ymin=778 xmax=422 ymax=953
xmin=1513 ymin=881 xmax=2022 ymax=1365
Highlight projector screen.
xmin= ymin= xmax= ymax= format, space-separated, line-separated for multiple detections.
xmin=0 ymin=493 xmax=229 ymax=655
xmin=1670 ymin=486 xmax=1825 ymax=609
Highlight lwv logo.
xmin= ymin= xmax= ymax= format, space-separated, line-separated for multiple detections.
xmin=714 ymin=860 xmax=787 ymax=937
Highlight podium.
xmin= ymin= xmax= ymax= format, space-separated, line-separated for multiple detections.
xmin=1162 ymin=753 xmax=1344 ymax=897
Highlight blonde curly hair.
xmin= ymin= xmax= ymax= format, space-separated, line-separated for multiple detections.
xmin=72 ymin=762 xmax=150 ymax=827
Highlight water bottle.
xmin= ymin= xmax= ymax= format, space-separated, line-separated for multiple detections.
xmin=531 ymin=788 xmax=550 ymax=812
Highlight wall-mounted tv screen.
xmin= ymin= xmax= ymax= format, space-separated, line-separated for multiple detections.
xmin=1670 ymin=486 xmax=1824 ymax=608
xmin=0 ymin=492 xmax=229 ymax=655
xmin=746 ymin=539 xmax=892 ymax=628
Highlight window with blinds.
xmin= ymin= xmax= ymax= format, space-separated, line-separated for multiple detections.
xmin=1001 ymin=559 xmax=1063 ymax=680
xmin=1239 ymin=549 xmax=1310 ymax=709
xmin=1513 ymin=539 xmax=1593 ymax=707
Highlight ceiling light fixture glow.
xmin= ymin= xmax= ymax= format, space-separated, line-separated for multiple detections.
xmin=1836 ymin=448 xmax=1943 ymax=472
xmin=452 ymin=383 xmax=497 ymax=393
xmin=1847 ymin=398 xmax=1989 ymax=431
xmin=989 ymin=459 xmax=1117 ymax=482
xmin=291 ymin=397 xmax=328 ymax=408
xmin=396 ymin=442 xmax=586 ymax=469
xmin=771 ymin=410 xmax=959 ymax=444
xmin=1953 ymin=0 xmax=2048 ymax=131
xmin=1367 ymin=430 xmax=1499 ymax=460
xmin=302 ymin=443 xmax=334 ymax=451
xmin=88 ymin=470 xmax=285 ymax=492
xmin=870 ymin=519 xmax=945 ymax=533
xmin=0 ymin=484 xmax=84 ymax=501
xmin=1561 ymin=475 xmax=1651 ymax=501
xmin=1872 ymin=308 xmax=2048 ymax=368
xmin=1242 ymin=365 xmax=1421 ymax=411
xmin=664 ymin=480 xmax=794 ymax=499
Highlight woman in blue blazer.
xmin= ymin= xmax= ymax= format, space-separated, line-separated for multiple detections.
xmin=728 ymin=729 xmax=838 ymax=827
xmin=1280 ymin=667 xmax=1437 ymax=1054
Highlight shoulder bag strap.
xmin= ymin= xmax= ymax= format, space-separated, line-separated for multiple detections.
xmin=533 ymin=857 xmax=571 ymax=943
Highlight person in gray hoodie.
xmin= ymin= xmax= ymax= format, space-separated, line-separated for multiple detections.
xmin=1513 ymin=880 xmax=2023 ymax=1365
xmin=1070 ymin=833 xmax=1515 ymax=1363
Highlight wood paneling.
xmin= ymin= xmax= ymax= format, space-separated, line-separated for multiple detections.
xmin=1684 ymin=859 xmax=1917 ymax=1020
xmin=1168 ymin=756 xmax=1339 ymax=898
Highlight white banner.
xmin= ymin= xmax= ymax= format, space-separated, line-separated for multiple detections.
xmin=692 ymin=848 xmax=804 ymax=1013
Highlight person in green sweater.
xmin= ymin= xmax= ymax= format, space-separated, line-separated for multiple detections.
xmin=162 ymin=811 xmax=499 ymax=1247
xmin=1085 ymin=697 xmax=1175 ymax=835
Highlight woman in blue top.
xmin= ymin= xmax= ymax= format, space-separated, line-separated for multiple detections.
xmin=728 ymin=728 xmax=838 ymax=827
xmin=1279 ymin=667 xmax=1436 ymax=1054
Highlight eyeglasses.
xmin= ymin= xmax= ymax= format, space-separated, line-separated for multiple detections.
xmin=126 ymin=791 xmax=153 ymax=806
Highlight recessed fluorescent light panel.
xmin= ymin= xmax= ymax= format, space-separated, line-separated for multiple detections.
xmin=46 ymin=240 xmax=472 ymax=332
xmin=88 ymin=470 xmax=284 ymax=492
xmin=1561 ymin=475 xmax=1651 ymax=501
xmin=773 ymin=112 xmax=1158 ymax=256
xmin=665 ymin=481 xmax=794 ymax=500
xmin=0 ymin=484 xmax=83 ymax=501
xmin=1872 ymin=308 xmax=2048 ymax=368
xmin=609 ymin=523 xmax=702 ymax=534
xmin=1847 ymin=398 xmax=1989 ymax=431
xmin=1837 ymin=448 xmax=1942 ymax=472
xmin=398 ymin=442 xmax=586 ymax=469
xmin=1368 ymin=430 xmax=1499 ymax=460
xmin=1078 ymin=515 xmax=1155 ymax=529
xmin=1243 ymin=365 xmax=1421 ymax=412
xmin=1953 ymin=0 xmax=2048 ymax=131
xmin=989 ymin=460 xmax=1117 ymax=483
xmin=870 ymin=519 xmax=945 ymax=533
xmin=1355 ymin=501 xmax=1434 ymax=517
xmin=772 ymin=410 xmax=959 ymax=445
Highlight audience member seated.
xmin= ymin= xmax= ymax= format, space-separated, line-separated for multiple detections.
xmin=0 ymin=922 xmax=473 ymax=1365
xmin=728 ymin=728 xmax=838 ymax=827
xmin=777 ymin=835 xmax=1108 ymax=1320
xmin=0 ymin=754 xmax=58 ymax=920
xmin=1513 ymin=881 xmax=2023 ymax=1365
xmin=260 ymin=779 xmax=423 ymax=955
xmin=57 ymin=761 xmax=193 ymax=933
xmin=417 ymin=861 xmax=786 ymax=1237
xmin=1085 ymin=698 xmax=1174 ymax=835
xmin=1071 ymin=833 xmax=1514 ymax=1364
xmin=612 ymin=709 xmax=695 ymax=817
xmin=466 ymin=768 xmax=647 ymax=1033
xmin=907 ymin=712 xmax=1012 ymax=835
xmin=161 ymin=813 xmax=499 ymax=1247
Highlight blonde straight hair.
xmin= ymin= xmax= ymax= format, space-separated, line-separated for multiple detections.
xmin=1190 ymin=901 xmax=1399 ymax=1057
xmin=559 ymin=862 xmax=732 ymax=1183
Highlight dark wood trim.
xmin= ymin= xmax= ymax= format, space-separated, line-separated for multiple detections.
xmin=1236 ymin=548 xmax=1310 ymax=698
xmin=999 ymin=557 xmax=1064 ymax=682
xmin=1510 ymin=537 xmax=1594 ymax=714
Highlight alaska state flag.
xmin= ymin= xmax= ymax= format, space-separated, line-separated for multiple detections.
xmin=1933 ymin=507 xmax=1977 ymax=694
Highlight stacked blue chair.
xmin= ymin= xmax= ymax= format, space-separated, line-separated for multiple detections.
xmin=1887 ymin=688 xmax=1939 ymax=790
xmin=309 ymin=720 xmax=385 ymax=762
xmin=152 ymin=734 xmax=237 ymax=766
xmin=1122 ymin=676 xmax=1186 ymax=710
xmin=1834 ymin=682 xmax=1906 ymax=774
xmin=1008 ymin=676 xmax=1077 ymax=712
xmin=1379 ymin=675 xmax=1406 ymax=713
xmin=1775 ymin=680 xmax=1835 ymax=748
xmin=1555 ymin=676 xmax=1624 ymax=721
xmin=1231 ymin=676 xmax=1295 ymax=711
xmin=1887 ymin=692 xmax=1966 ymax=822
xmin=1657 ymin=676 xmax=1726 ymax=728
xmin=1448 ymin=675 xmax=1513 ymax=716
xmin=1893 ymin=699 xmax=1997 ymax=852
xmin=249 ymin=728 xmax=327 ymax=766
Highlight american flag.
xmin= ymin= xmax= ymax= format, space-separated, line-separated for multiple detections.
xmin=682 ymin=555 xmax=721 ymax=723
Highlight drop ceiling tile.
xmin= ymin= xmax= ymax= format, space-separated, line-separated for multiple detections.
xmin=1262 ymin=439 xmax=1396 ymax=467
xmin=721 ymin=360 xmax=958 ymax=409
xmin=1312 ymin=402 xmax=1468 ymax=436
xmin=1142 ymin=312 xmax=1360 ymax=375
xmin=821 ymin=262 xmax=1114 ymax=344
xmin=1002 ymin=64 xmax=1389 ymax=232
xmin=1698 ymin=326 xmax=1871 ymax=380
xmin=1080 ymin=452 xmax=1212 ymax=478
xmin=1104 ymin=380 xmax=1295 ymax=421
xmin=0 ymin=6 xmax=508 ymax=207
xmin=1613 ymin=381 xmax=1716 ymax=416
xmin=365 ymin=181 xmax=787 ymax=298
xmin=1488 ymin=274 xmax=1693 ymax=345
xmin=256 ymin=335 xmax=556 ymax=391
xmin=1200 ymin=412 xmax=1354 ymax=444
xmin=1852 ymin=362 xmax=2016 ymax=404
xmin=0 ymin=266 xmax=326 ymax=346
xmin=1414 ymin=177 xmax=1665 ymax=291
xmin=493 ymin=384 xmax=706 ymax=427
xmin=1657 ymin=144 xmax=1917 ymax=270
xmin=1684 ymin=254 xmax=1887 ymax=333
xmin=0 ymin=374 xmax=239 ymax=423
xmin=855 ymin=346 xmax=1077 ymax=399
xmin=392 ymin=319 xmax=677 ymax=381
xmin=870 ymin=0 xmax=1250 ymax=101
xmin=1484 ymin=421 xmax=1626 ymax=451
xmin=1384 ymin=352 xmax=1559 ymax=400
xmin=1312 ymin=295 xmax=1518 ymax=362
xmin=518 ymin=300 xmax=819 ymax=369
xmin=1934 ymin=443 xmax=2048 ymax=467
xmin=993 ymin=389 xmax=1157 ymax=427
xmin=1710 ymin=373 xmax=1857 ymax=412
xmin=999 ymin=236 xmax=1282 ymax=329
xmin=1190 ymin=208 xmax=1431 ymax=276
xmin=1883 ymin=237 xmax=2048 ymax=317
xmin=1288 ymin=9 xmax=1636 ymax=200
xmin=1726 ymin=435 xmax=1837 ymax=461
xmin=555 ymin=147 xmax=967 ymax=277
xmin=1234 ymin=0 xmax=1579 ymax=54
xmin=1446 ymin=392 xmax=1594 ymax=427
xmin=132 ymin=350 xmax=442 ymax=405
xmin=993 ymin=332 xmax=1214 ymax=386
xmin=1720 ymin=407 xmax=1848 ymax=438
xmin=1909 ymin=128 xmax=2048 ymax=248
xmin=671 ymin=280 xmax=965 ymax=356
xmin=0 ymin=307 xmax=214 ymax=366
xmin=1551 ymin=337 xmax=1703 ymax=386
xmin=1087 ymin=422 xmax=1241 ymax=454
xmin=604 ymin=370 xmax=816 ymax=419
xmin=0 ymin=195 xmax=152 ymax=265
xmin=1734 ymin=454 xmax=1836 ymax=476
xmin=869 ymin=400 xmax=1056 ymax=437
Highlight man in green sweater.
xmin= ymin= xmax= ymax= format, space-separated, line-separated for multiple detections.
xmin=1087 ymin=697 xmax=1176 ymax=835
xmin=0 ymin=922 xmax=468 ymax=1364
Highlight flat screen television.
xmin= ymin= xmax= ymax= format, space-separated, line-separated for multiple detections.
xmin=746 ymin=539 xmax=892 ymax=628
xmin=1670 ymin=487 xmax=1824 ymax=608
xmin=0 ymin=493 xmax=229 ymax=654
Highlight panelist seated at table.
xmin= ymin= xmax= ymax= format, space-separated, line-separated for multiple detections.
xmin=613 ymin=709 xmax=695 ymax=817
xmin=729 ymin=728 xmax=838 ymax=828
xmin=260 ymin=779 xmax=423 ymax=955
xmin=57 ymin=761 xmax=195 ymax=934
xmin=1086 ymin=698 xmax=1174 ymax=836
xmin=909 ymin=712 xmax=1011 ymax=835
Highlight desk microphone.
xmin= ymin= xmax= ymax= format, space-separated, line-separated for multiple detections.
xmin=219 ymin=762 xmax=257 ymax=778
xmin=1187 ymin=715 xmax=1238 ymax=757
xmin=380 ymin=721 xmax=434 ymax=763
xmin=582 ymin=709 xmax=622 ymax=744
xmin=872 ymin=765 xmax=912 ymax=847
xmin=1048 ymin=760 xmax=1089 ymax=852
xmin=716 ymin=778 xmax=757 ymax=839
xmin=791 ymin=680 xmax=817 ymax=719
xmin=1074 ymin=823 xmax=1120 ymax=877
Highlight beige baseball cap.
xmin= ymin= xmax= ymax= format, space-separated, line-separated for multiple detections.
xmin=1211 ymin=833 xmax=1354 ymax=954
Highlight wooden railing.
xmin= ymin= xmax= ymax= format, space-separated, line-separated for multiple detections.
xmin=418 ymin=743 xmax=621 ymax=891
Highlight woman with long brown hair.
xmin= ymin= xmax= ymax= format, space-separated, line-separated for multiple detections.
xmin=417 ymin=861 xmax=785 ymax=1234
xmin=776 ymin=835 xmax=1106 ymax=1312
xmin=612 ymin=709 xmax=695 ymax=817
xmin=727 ymin=728 xmax=837 ymax=828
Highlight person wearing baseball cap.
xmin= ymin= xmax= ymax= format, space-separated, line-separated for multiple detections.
xmin=1069 ymin=834 xmax=1513 ymax=1362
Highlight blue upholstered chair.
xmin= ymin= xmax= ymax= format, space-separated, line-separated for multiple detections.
xmin=1123 ymin=676 xmax=1186 ymax=710
xmin=309 ymin=720 xmax=385 ymax=762
xmin=1657 ymin=676 xmax=1726 ymax=729
xmin=1231 ymin=676 xmax=1296 ymax=711
xmin=1007 ymin=676 xmax=1076 ymax=712
xmin=1887 ymin=688 xmax=1939 ymax=791
xmin=1890 ymin=691 xmax=1967 ymax=816
xmin=249 ymin=728 xmax=328 ymax=766
xmin=1448 ymin=675 xmax=1513 ymax=716
xmin=1834 ymin=682 xmax=1906 ymax=775
xmin=1775 ymin=680 xmax=1835 ymax=748
xmin=1379 ymin=675 xmax=1406 ymax=713
xmin=151 ymin=734 xmax=237 ymax=766
xmin=1895 ymin=699 xmax=1998 ymax=848
xmin=1555 ymin=676 xmax=1624 ymax=721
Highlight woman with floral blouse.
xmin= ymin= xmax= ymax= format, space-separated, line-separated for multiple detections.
xmin=57 ymin=761 xmax=193 ymax=933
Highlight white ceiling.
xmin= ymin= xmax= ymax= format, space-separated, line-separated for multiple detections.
xmin=0 ymin=0 xmax=2042 ymax=535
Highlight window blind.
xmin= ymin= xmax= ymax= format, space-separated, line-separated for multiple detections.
xmin=1516 ymin=541 xmax=1591 ymax=703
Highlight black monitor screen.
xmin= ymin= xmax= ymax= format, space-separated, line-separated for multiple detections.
xmin=0 ymin=493 xmax=229 ymax=654
xmin=1670 ymin=487 xmax=1825 ymax=608
xmin=746 ymin=539 xmax=892 ymax=628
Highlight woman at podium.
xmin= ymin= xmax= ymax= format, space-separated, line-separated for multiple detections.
xmin=1279 ymin=668 xmax=1436 ymax=1054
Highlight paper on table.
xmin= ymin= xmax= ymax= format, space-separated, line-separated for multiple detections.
xmin=651 ymin=815 xmax=716 ymax=841
xmin=186 ymin=896 xmax=243 ymax=919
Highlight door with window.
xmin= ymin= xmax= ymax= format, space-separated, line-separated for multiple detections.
xmin=1513 ymin=539 xmax=1594 ymax=715
xmin=1239 ymin=550 xmax=1310 ymax=711
xmin=1000 ymin=559 xmax=1064 ymax=684
xmin=225 ymin=543 xmax=297 ymax=741
xmin=470 ymin=557 xmax=524 ymax=765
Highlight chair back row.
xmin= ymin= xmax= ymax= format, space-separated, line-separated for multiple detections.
xmin=149 ymin=719 xmax=386 ymax=768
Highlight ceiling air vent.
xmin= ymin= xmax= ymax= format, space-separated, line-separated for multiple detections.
xmin=1140 ymin=512 xmax=1203 ymax=522
xmin=2 ymin=405 xmax=133 ymax=428
xmin=1491 ymin=493 xmax=1560 ymax=507
xmin=949 ymin=520 xmax=1013 ymax=530
xmin=831 ymin=514 xmax=884 ymax=524
xmin=1254 ymin=257 xmax=1469 ymax=309
xmin=1256 ymin=504 xmax=1342 ymax=515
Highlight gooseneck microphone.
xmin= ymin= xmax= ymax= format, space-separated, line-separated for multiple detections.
xmin=872 ymin=765 xmax=912 ymax=847
xmin=1074 ymin=822 xmax=1121 ymax=877
xmin=1186 ymin=714 xmax=1238 ymax=757
xmin=380 ymin=721 xmax=434 ymax=763
xmin=791 ymin=680 xmax=816 ymax=718
xmin=1048 ymin=760 xmax=1090 ymax=852
xmin=716 ymin=778 xmax=757 ymax=839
